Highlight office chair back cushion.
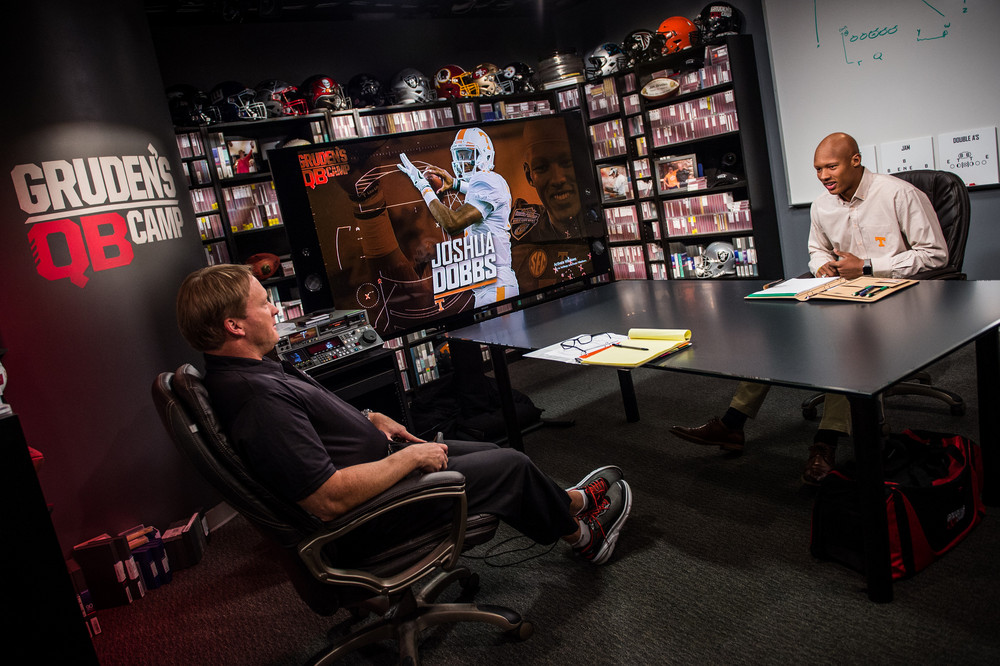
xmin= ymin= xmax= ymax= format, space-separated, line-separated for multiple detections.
xmin=154 ymin=366 xmax=350 ymax=614
xmin=891 ymin=170 xmax=970 ymax=273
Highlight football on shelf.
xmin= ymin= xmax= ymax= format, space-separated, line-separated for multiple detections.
xmin=246 ymin=252 xmax=283 ymax=280
xmin=640 ymin=77 xmax=680 ymax=101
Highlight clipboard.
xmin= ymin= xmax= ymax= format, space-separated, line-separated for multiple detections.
xmin=745 ymin=276 xmax=916 ymax=302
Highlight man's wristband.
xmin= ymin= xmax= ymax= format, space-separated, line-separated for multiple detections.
xmin=420 ymin=186 xmax=437 ymax=206
xmin=361 ymin=409 xmax=373 ymax=420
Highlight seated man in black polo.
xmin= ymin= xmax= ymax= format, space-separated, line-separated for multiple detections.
xmin=175 ymin=264 xmax=632 ymax=564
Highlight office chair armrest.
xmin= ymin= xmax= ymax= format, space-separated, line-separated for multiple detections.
xmin=298 ymin=471 xmax=469 ymax=596
xmin=912 ymin=266 xmax=966 ymax=280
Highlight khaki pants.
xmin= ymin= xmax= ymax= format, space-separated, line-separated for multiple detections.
xmin=730 ymin=381 xmax=851 ymax=434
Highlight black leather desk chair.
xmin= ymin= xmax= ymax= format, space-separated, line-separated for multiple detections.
xmin=801 ymin=169 xmax=971 ymax=421
xmin=152 ymin=364 xmax=531 ymax=665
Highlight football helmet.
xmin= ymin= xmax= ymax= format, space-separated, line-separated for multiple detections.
xmin=657 ymin=16 xmax=698 ymax=54
xmin=390 ymin=68 xmax=433 ymax=104
xmin=694 ymin=241 xmax=736 ymax=278
xmin=450 ymin=127 xmax=495 ymax=177
xmin=301 ymin=75 xmax=351 ymax=111
xmin=434 ymin=65 xmax=479 ymax=99
xmin=207 ymin=81 xmax=267 ymax=122
xmin=622 ymin=29 xmax=667 ymax=68
xmin=165 ymin=84 xmax=212 ymax=126
xmin=471 ymin=63 xmax=501 ymax=96
xmin=254 ymin=79 xmax=308 ymax=117
xmin=696 ymin=2 xmax=743 ymax=41
xmin=497 ymin=61 xmax=537 ymax=94
xmin=585 ymin=42 xmax=628 ymax=80
xmin=347 ymin=73 xmax=389 ymax=108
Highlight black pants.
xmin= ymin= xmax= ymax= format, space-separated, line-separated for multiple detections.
xmin=345 ymin=440 xmax=577 ymax=561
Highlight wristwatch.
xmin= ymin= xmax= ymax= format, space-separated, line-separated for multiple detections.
xmin=361 ymin=408 xmax=373 ymax=420
xmin=862 ymin=258 xmax=873 ymax=276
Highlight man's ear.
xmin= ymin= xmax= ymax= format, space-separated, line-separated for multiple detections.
xmin=523 ymin=162 xmax=533 ymax=186
xmin=223 ymin=317 xmax=245 ymax=338
xmin=851 ymin=152 xmax=862 ymax=167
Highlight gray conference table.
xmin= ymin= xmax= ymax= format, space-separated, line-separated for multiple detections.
xmin=446 ymin=279 xmax=1000 ymax=602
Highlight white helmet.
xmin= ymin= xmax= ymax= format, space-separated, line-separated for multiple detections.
xmin=390 ymin=68 xmax=433 ymax=104
xmin=585 ymin=42 xmax=628 ymax=80
xmin=694 ymin=241 xmax=736 ymax=278
xmin=451 ymin=127 xmax=495 ymax=176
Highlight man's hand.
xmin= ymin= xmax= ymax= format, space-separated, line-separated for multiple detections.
xmin=821 ymin=250 xmax=864 ymax=279
xmin=423 ymin=164 xmax=455 ymax=193
xmin=402 ymin=441 xmax=449 ymax=472
xmin=397 ymin=153 xmax=431 ymax=191
xmin=368 ymin=411 xmax=423 ymax=443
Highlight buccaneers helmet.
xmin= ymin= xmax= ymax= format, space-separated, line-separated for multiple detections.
xmin=451 ymin=127 xmax=495 ymax=177
xmin=300 ymin=75 xmax=351 ymax=112
xmin=657 ymin=16 xmax=698 ymax=54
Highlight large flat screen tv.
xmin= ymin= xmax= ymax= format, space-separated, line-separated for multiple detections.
xmin=270 ymin=112 xmax=608 ymax=338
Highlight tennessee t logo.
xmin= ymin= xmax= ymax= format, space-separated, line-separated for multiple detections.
xmin=875 ymin=236 xmax=886 ymax=247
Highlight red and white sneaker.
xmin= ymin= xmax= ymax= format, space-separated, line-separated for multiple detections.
xmin=566 ymin=465 xmax=624 ymax=516
xmin=575 ymin=479 xmax=632 ymax=565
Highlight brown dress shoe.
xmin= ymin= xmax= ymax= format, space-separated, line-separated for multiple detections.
xmin=801 ymin=443 xmax=836 ymax=486
xmin=669 ymin=417 xmax=745 ymax=452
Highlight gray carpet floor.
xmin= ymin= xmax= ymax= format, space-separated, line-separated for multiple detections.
xmin=92 ymin=342 xmax=1000 ymax=665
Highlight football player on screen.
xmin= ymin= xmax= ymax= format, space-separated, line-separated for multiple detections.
xmin=397 ymin=127 xmax=518 ymax=307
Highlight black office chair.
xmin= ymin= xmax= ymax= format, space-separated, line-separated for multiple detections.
xmin=801 ymin=169 xmax=971 ymax=421
xmin=151 ymin=363 xmax=531 ymax=665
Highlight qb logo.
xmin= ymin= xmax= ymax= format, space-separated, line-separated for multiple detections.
xmin=12 ymin=145 xmax=183 ymax=287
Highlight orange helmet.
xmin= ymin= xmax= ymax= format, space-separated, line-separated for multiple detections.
xmin=657 ymin=16 xmax=697 ymax=54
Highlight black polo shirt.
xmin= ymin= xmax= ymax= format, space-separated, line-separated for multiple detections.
xmin=202 ymin=354 xmax=388 ymax=503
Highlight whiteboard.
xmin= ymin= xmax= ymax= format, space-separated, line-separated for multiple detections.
xmin=762 ymin=0 xmax=1000 ymax=205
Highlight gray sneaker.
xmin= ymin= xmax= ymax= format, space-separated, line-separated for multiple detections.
xmin=575 ymin=478 xmax=632 ymax=565
xmin=566 ymin=465 xmax=624 ymax=515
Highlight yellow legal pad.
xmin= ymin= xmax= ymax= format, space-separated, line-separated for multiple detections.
xmin=578 ymin=328 xmax=692 ymax=367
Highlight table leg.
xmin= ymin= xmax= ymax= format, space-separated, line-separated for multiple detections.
xmin=489 ymin=344 xmax=523 ymax=452
xmin=849 ymin=394 xmax=893 ymax=603
xmin=975 ymin=327 xmax=1000 ymax=506
xmin=617 ymin=369 xmax=640 ymax=422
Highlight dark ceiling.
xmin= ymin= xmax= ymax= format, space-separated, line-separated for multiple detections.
xmin=144 ymin=0 xmax=587 ymax=24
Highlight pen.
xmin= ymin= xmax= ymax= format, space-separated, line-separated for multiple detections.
xmin=866 ymin=286 xmax=889 ymax=297
xmin=854 ymin=286 xmax=874 ymax=297
xmin=613 ymin=343 xmax=649 ymax=351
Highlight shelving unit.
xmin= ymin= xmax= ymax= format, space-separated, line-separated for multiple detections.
xmin=581 ymin=34 xmax=783 ymax=282
xmin=175 ymin=112 xmax=333 ymax=321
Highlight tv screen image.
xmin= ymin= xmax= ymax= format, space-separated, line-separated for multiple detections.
xmin=273 ymin=113 xmax=606 ymax=337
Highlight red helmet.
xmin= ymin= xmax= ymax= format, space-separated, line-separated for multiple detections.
xmin=300 ymin=75 xmax=351 ymax=111
xmin=657 ymin=16 xmax=698 ymax=54
xmin=434 ymin=65 xmax=479 ymax=99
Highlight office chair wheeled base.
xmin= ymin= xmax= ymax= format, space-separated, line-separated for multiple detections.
xmin=800 ymin=371 xmax=965 ymax=421
xmin=306 ymin=566 xmax=532 ymax=666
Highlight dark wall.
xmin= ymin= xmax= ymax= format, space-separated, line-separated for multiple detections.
xmin=1 ymin=0 xmax=217 ymax=554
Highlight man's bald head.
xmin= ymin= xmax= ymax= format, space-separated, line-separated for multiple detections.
xmin=813 ymin=132 xmax=864 ymax=200
xmin=815 ymin=132 xmax=860 ymax=161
